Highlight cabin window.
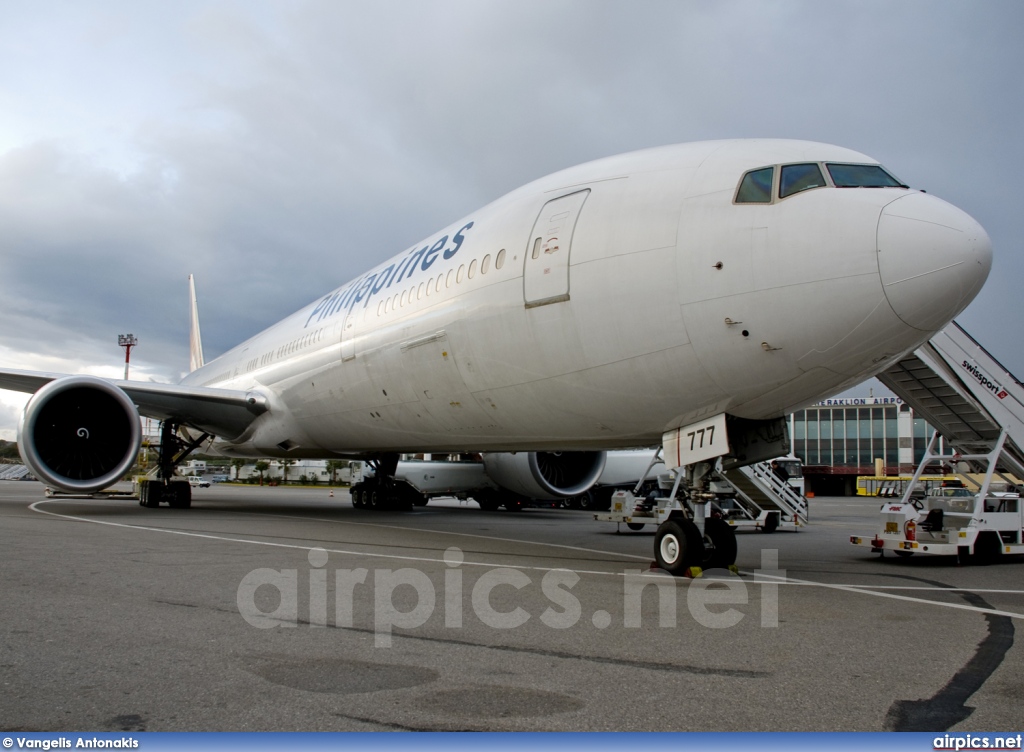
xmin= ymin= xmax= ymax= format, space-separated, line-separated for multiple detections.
xmin=735 ymin=167 xmax=773 ymax=203
xmin=468 ymin=259 xmax=477 ymax=279
xmin=826 ymin=163 xmax=905 ymax=188
xmin=481 ymin=254 xmax=491 ymax=274
xmin=436 ymin=274 xmax=443 ymax=293
xmin=446 ymin=269 xmax=454 ymax=288
xmin=457 ymin=264 xmax=465 ymax=284
xmin=495 ymin=249 xmax=506 ymax=270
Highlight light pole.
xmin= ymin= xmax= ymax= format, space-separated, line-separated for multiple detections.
xmin=118 ymin=334 xmax=137 ymax=380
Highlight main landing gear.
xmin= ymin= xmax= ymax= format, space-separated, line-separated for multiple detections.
xmin=349 ymin=453 xmax=421 ymax=511
xmin=137 ymin=421 xmax=210 ymax=510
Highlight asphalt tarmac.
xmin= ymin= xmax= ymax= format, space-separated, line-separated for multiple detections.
xmin=1 ymin=481 xmax=1022 ymax=731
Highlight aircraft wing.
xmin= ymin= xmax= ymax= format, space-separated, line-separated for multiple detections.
xmin=0 ymin=368 xmax=267 ymax=440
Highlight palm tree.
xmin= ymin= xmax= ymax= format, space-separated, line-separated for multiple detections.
xmin=230 ymin=458 xmax=246 ymax=481
xmin=281 ymin=458 xmax=296 ymax=485
xmin=325 ymin=459 xmax=345 ymax=486
xmin=253 ymin=461 xmax=270 ymax=486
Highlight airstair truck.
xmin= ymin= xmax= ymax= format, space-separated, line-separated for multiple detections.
xmin=851 ymin=459 xmax=1023 ymax=564
xmin=852 ymin=321 xmax=1024 ymax=564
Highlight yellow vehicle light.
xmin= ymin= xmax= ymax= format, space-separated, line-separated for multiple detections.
xmin=959 ymin=531 xmax=967 ymax=538
xmin=885 ymin=522 xmax=899 ymax=534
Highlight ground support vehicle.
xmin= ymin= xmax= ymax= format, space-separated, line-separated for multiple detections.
xmin=564 ymin=450 xmax=665 ymax=511
xmin=351 ymin=459 xmax=512 ymax=510
xmin=851 ymin=430 xmax=1024 ymax=564
xmin=855 ymin=320 xmax=1024 ymax=564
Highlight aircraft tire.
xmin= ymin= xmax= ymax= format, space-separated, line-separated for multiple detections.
xmin=703 ymin=517 xmax=737 ymax=568
xmin=654 ymin=519 xmax=701 ymax=575
xmin=140 ymin=482 xmax=160 ymax=508
xmin=761 ymin=512 xmax=779 ymax=533
xmin=169 ymin=483 xmax=192 ymax=509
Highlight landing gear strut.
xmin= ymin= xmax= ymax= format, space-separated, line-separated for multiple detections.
xmin=650 ymin=459 xmax=738 ymax=575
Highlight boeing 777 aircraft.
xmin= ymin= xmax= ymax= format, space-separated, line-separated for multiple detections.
xmin=0 ymin=139 xmax=992 ymax=573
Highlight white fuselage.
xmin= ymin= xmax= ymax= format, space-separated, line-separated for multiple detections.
xmin=181 ymin=140 xmax=991 ymax=458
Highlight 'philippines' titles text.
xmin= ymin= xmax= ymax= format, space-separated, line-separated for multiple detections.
xmin=305 ymin=221 xmax=475 ymax=328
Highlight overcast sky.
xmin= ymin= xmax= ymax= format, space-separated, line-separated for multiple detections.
xmin=1 ymin=0 xmax=1022 ymax=440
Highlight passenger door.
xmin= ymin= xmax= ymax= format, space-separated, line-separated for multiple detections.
xmin=340 ymin=309 xmax=356 ymax=361
xmin=523 ymin=190 xmax=590 ymax=308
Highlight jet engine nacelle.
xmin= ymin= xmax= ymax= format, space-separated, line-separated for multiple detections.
xmin=482 ymin=451 xmax=606 ymax=500
xmin=18 ymin=376 xmax=142 ymax=494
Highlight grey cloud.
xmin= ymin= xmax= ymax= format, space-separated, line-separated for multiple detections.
xmin=0 ymin=0 xmax=1022 ymax=419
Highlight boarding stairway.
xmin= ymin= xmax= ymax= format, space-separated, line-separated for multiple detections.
xmin=720 ymin=461 xmax=810 ymax=525
xmin=877 ymin=320 xmax=1024 ymax=481
xmin=0 ymin=461 xmax=30 ymax=480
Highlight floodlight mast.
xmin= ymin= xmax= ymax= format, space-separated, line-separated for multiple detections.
xmin=118 ymin=334 xmax=137 ymax=380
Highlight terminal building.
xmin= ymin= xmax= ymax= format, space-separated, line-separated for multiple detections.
xmin=788 ymin=396 xmax=949 ymax=496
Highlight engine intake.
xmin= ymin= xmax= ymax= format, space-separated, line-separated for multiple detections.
xmin=18 ymin=376 xmax=142 ymax=493
xmin=482 ymin=451 xmax=606 ymax=500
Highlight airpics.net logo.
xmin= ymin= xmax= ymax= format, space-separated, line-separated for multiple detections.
xmin=933 ymin=734 xmax=1023 ymax=750
xmin=961 ymin=360 xmax=1009 ymax=400
xmin=236 ymin=547 xmax=785 ymax=647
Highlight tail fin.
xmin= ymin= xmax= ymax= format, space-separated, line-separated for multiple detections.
xmin=188 ymin=274 xmax=205 ymax=373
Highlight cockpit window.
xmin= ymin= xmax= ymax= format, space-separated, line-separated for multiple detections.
xmin=736 ymin=167 xmax=774 ymax=203
xmin=826 ymin=163 xmax=906 ymax=188
xmin=779 ymin=163 xmax=826 ymax=198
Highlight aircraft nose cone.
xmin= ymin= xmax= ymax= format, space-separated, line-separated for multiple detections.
xmin=877 ymin=192 xmax=992 ymax=331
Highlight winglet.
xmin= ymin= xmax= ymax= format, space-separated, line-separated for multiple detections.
xmin=188 ymin=274 xmax=205 ymax=373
